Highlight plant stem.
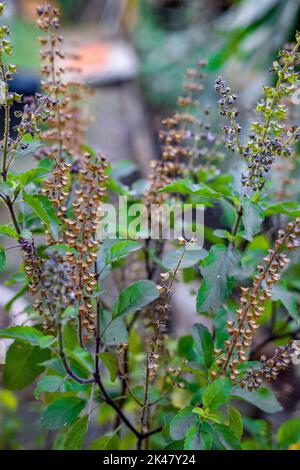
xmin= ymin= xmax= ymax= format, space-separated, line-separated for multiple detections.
xmin=57 ymin=317 xmax=95 ymax=385
xmin=113 ymin=347 xmax=129 ymax=430
xmin=5 ymin=198 xmax=21 ymax=235
xmin=0 ymin=57 xmax=10 ymax=181
xmin=93 ymin=293 xmax=162 ymax=441
xmin=229 ymin=203 xmax=243 ymax=245
xmin=139 ymin=241 xmax=189 ymax=445
xmin=2 ymin=104 xmax=10 ymax=180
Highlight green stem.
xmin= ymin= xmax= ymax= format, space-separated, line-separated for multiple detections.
xmin=2 ymin=104 xmax=10 ymax=180
xmin=139 ymin=241 xmax=190 ymax=443
xmin=229 ymin=204 xmax=243 ymax=247
xmin=6 ymin=198 xmax=21 ymax=235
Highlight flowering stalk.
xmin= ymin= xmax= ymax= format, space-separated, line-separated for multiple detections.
xmin=144 ymin=60 xmax=221 ymax=278
xmin=37 ymin=1 xmax=86 ymax=161
xmin=213 ymin=218 xmax=300 ymax=381
xmin=146 ymin=61 xmax=209 ymax=204
xmin=216 ymin=35 xmax=300 ymax=194
xmin=239 ymin=341 xmax=300 ymax=391
xmin=37 ymin=2 xmax=68 ymax=162
xmin=0 ymin=5 xmax=49 ymax=235
xmin=138 ymin=238 xmax=191 ymax=447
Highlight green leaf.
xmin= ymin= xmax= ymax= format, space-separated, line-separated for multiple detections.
xmin=0 ymin=224 xmax=19 ymax=239
xmin=100 ymin=307 xmax=128 ymax=346
xmin=0 ymin=326 xmax=44 ymax=346
xmin=15 ymin=167 xmax=49 ymax=187
xmin=41 ymin=397 xmax=86 ymax=430
xmin=63 ymin=306 xmax=77 ymax=319
xmin=88 ymin=434 xmax=119 ymax=450
xmin=3 ymin=342 xmax=50 ymax=390
xmin=277 ymin=417 xmax=300 ymax=448
xmin=265 ymin=201 xmax=300 ymax=217
xmin=132 ymin=386 xmax=161 ymax=405
xmin=63 ymin=322 xmax=79 ymax=350
xmin=220 ymin=199 xmax=236 ymax=227
xmin=112 ymin=280 xmax=159 ymax=319
xmin=130 ymin=178 xmax=150 ymax=197
xmin=191 ymin=323 xmax=214 ymax=370
xmin=211 ymin=173 xmax=234 ymax=194
xmin=228 ymin=405 xmax=243 ymax=439
xmin=169 ymin=406 xmax=198 ymax=441
xmin=231 ymin=386 xmax=283 ymax=413
xmin=0 ymin=182 xmax=14 ymax=199
xmin=159 ymin=179 xmax=221 ymax=199
xmin=203 ymin=424 xmax=224 ymax=450
xmin=162 ymin=245 xmax=207 ymax=270
xmin=243 ymin=417 xmax=272 ymax=449
xmin=23 ymin=192 xmax=60 ymax=240
xmin=64 ymin=415 xmax=88 ymax=450
xmin=164 ymin=440 xmax=185 ymax=450
xmin=13 ymin=167 xmax=49 ymax=188
xmin=213 ymin=229 xmax=232 ymax=240
xmin=16 ymin=135 xmax=43 ymax=159
xmin=111 ymin=159 xmax=137 ymax=180
xmin=5 ymin=272 xmax=27 ymax=286
xmin=34 ymin=375 xmax=64 ymax=398
xmin=4 ymin=285 xmax=28 ymax=312
xmin=214 ymin=424 xmax=242 ymax=450
xmin=0 ymin=246 xmax=6 ymax=272
xmin=199 ymin=422 xmax=213 ymax=450
xmin=65 ymin=347 xmax=94 ymax=375
xmin=103 ymin=318 xmax=128 ymax=346
xmin=193 ymin=409 xmax=222 ymax=425
xmin=184 ymin=425 xmax=201 ymax=450
xmin=20 ymin=229 xmax=33 ymax=240
xmin=197 ymin=245 xmax=238 ymax=313
xmin=105 ymin=240 xmax=143 ymax=265
xmin=202 ymin=378 xmax=232 ymax=411
xmin=241 ymin=198 xmax=264 ymax=241
xmin=272 ymin=285 xmax=299 ymax=323
xmin=99 ymin=352 xmax=119 ymax=382
xmin=38 ymin=335 xmax=56 ymax=349
xmin=40 ymin=357 xmax=65 ymax=376
xmin=106 ymin=176 xmax=129 ymax=196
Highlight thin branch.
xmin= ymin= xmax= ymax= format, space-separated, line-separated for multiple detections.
xmin=94 ymin=293 xmax=162 ymax=441
xmin=57 ymin=319 xmax=95 ymax=385
xmin=138 ymin=240 xmax=190 ymax=448
xmin=5 ymin=197 xmax=22 ymax=235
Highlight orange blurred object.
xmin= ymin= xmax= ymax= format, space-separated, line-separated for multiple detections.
xmin=64 ymin=40 xmax=138 ymax=85
xmin=65 ymin=41 xmax=110 ymax=77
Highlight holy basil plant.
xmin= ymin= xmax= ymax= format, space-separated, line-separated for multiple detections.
xmin=0 ymin=1 xmax=300 ymax=451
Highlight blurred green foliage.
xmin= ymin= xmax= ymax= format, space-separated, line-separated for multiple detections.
xmin=5 ymin=19 xmax=39 ymax=70
xmin=0 ymin=389 xmax=21 ymax=450
xmin=134 ymin=0 xmax=300 ymax=109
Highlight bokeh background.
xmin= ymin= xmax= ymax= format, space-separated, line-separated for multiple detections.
xmin=1 ymin=0 xmax=300 ymax=449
